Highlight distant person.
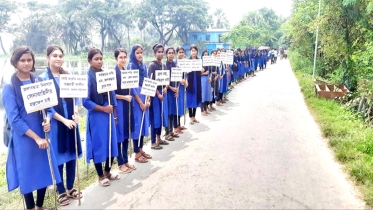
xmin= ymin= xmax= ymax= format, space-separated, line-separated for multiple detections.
xmin=274 ymin=49 xmax=278 ymax=63
xmin=175 ymin=46 xmax=188 ymax=132
xmin=3 ymin=45 xmax=60 ymax=209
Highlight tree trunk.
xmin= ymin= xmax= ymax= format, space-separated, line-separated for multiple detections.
xmin=0 ymin=36 xmax=7 ymax=55
xmin=101 ymin=31 xmax=105 ymax=52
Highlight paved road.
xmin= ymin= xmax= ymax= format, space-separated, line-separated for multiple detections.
xmin=65 ymin=60 xmax=365 ymax=209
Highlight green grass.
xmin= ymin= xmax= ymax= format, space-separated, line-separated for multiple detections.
xmin=0 ymin=111 xmax=150 ymax=210
xmin=290 ymin=52 xmax=373 ymax=206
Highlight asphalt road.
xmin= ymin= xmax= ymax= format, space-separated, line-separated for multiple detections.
xmin=64 ymin=60 xmax=365 ymax=209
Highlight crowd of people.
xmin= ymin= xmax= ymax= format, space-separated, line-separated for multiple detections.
xmin=2 ymin=44 xmax=280 ymax=209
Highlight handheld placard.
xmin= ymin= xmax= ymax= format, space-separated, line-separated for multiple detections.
xmin=138 ymin=73 xmax=156 ymax=146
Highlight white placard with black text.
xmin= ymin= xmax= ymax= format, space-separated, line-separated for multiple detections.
xmin=96 ymin=69 xmax=117 ymax=94
xmin=60 ymin=75 xmax=88 ymax=98
xmin=141 ymin=78 xmax=157 ymax=97
xmin=121 ymin=69 xmax=139 ymax=89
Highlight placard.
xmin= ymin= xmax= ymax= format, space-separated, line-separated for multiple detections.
xmin=202 ymin=56 xmax=213 ymax=67
xmin=171 ymin=67 xmax=183 ymax=82
xmin=155 ymin=70 xmax=170 ymax=86
xmin=213 ymin=56 xmax=221 ymax=67
xmin=224 ymin=51 xmax=234 ymax=65
xmin=220 ymin=52 xmax=227 ymax=63
xmin=121 ymin=69 xmax=139 ymax=89
xmin=177 ymin=59 xmax=192 ymax=72
xmin=140 ymin=78 xmax=157 ymax=97
xmin=191 ymin=59 xmax=203 ymax=71
xmin=21 ymin=79 xmax=58 ymax=114
xmin=96 ymin=69 xmax=117 ymax=94
xmin=60 ymin=75 xmax=88 ymax=98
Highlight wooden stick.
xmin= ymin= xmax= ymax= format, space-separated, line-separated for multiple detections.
xmin=73 ymin=99 xmax=81 ymax=205
xmin=184 ymin=72 xmax=187 ymax=126
xmin=41 ymin=110 xmax=57 ymax=210
xmin=138 ymin=73 xmax=153 ymax=146
xmin=108 ymin=91 xmax=112 ymax=167
xmin=128 ymin=88 xmax=132 ymax=158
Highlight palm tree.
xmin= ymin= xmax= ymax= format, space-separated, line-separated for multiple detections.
xmin=213 ymin=8 xmax=230 ymax=29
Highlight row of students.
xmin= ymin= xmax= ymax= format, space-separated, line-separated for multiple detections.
xmin=3 ymin=43 xmax=237 ymax=209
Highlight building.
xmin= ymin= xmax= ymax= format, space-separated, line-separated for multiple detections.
xmin=182 ymin=29 xmax=231 ymax=56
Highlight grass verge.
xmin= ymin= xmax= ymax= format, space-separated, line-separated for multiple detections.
xmin=290 ymin=54 xmax=373 ymax=207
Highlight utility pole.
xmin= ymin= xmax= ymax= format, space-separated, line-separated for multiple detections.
xmin=312 ymin=0 xmax=321 ymax=79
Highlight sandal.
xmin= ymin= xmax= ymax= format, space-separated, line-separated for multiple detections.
xmin=174 ymin=129 xmax=183 ymax=134
xmin=135 ymin=154 xmax=148 ymax=163
xmin=179 ymin=126 xmax=187 ymax=130
xmin=99 ymin=177 xmax=110 ymax=187
xmin=118 ymin=165 xmax=132 ymax=174
xmin=159 ymin=139 xmax=169 ymax=145
xmin=151 ymin=143 xmax=163 ymax=149
xmin=141 ymin=151 xmax=152 ymax=159
xmin=170 ymin=132 xmax=179 ymax=138
xmin=193 ymin=119 xmax=200 ymax=123
xmin=165 ymin=135 xmax=175 ymax=141
xmin=58 ymin=193 xmax=70 ymax=206
xmin=105 ymin=172 xmax=120 ymax=180
xmin=125 ymin=163 xmax=136 ymax=170
xmin=190 ymin=121 xmax=194 ymax=125
xmin=67 ymin=189 xmax=83 ymax=199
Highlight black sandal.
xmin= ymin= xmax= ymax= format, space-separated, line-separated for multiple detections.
xmin=58 ymin=193 xmax=70 ymax=206
xmin=67 ymin=189 xmax=83 ymax=199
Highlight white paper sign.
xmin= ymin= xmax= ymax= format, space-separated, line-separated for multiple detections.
xmin=140 ymin=78 xmax=157 ymax=97
xmin=60 ymin=75 xmax=88 ymax=98
xmin=220 ymin=52 xmax=227 ymax=63
xmin=96 ymin=69 xmax=117 ymax=94
xmin=213 ymin=56 xmax=221 ymax=67
xmin=202 ymin=56 xmax=213 ymax=67
xmin=155 ymin=70 xmax=170 ymax=86
xmin=121 ymin=69 xmax=139 ymax=89
xmin=177 ymin=59 xmax=192 ymax=72
xmin=171 ymin=67 xmax=183 ymax=82
xmin=225 ymin=51 xmax=234 ymax=65
xmin=191 ymin=59 xmax=203 ymax=71
xmin=21 ymin=79 xmax=58 ymax=114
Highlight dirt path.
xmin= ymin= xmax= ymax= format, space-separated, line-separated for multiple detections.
xmin=64 ymin=60 xmax=364 ymax=209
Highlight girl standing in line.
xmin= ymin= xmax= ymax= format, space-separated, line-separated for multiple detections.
xmin=187 ymin=44 xmax=202 ymax=124
xmin=127 ymin=44 xmax=151 ymax=163
xmin=3 ymin=46 xmax=60 ymax=209
xmin=175 ymin=46 xmax=188 ymax=132
xmin=83 ymin=48 xmax=119 ymax=187
xmin=148 ymin=43 xmax=171 ymax=148
xmin=40 ymin=45 xmax=82 ymax=205
xmin=113 ymin=48 xmax=136 ymax=173
xmin=201 ymin=50 xmax=212 ymax=115
xmin=165 ymin=47 xmax=182 ymax=135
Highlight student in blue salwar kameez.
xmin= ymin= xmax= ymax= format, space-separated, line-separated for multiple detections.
xmin=232 ymin=52 xmax=239 ymax=85
xmin=83 ymin=48 xmax=119 ymax=187
xmin=201 ymin=50 xmax=212 ymax=115
xmin=187 ymin=44 xmax=203 ymax=125
xmin=165 ymin=47 xmax=182 ymax=136
xmin=175 ymin=46 xmax=188 ymax=132
xmin=112 ymin=48 xmax=136 ymax=174
xmin=126 ymin=45 xmax=151 ymax=163
xmin=2 ymin=46 xmax=60 ymax=209
xmin=40 ymin=45 xmax=83 ymax=205
xmin=148 ymin=44 xmax=170 ymax=149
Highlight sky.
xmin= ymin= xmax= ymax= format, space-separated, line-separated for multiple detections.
xmin=206 ymin=0 xmax=293 ymax=26
xmin=1 ymin=0 xmax=293 ymax=53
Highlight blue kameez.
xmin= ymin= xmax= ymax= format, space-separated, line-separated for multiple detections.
xmin=187 ymin=71 xmax=200 ymax=108
xmin=83 ymin=74 xmax=118 ymax=164
xmin=39 ymin=71 xmax=82 ymax=166
xmin=3 ymin=79 xmax=61 ymax=194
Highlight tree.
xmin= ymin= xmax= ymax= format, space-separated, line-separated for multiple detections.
xmin=9 ymin=1 xmax=56 ymax=53
xmin=0 ymin=0 xmax=16 ymax=54
xmin=137 ymin=0 xmax=209 ymax=45
xmin=212 ymin=8 xmax=230 ymax=29
xmin=59 ymin=0 xmax=92 ymax=54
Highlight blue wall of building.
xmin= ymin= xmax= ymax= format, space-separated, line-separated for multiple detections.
xmin=182 ymin=30 xmax=231 ymax=56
